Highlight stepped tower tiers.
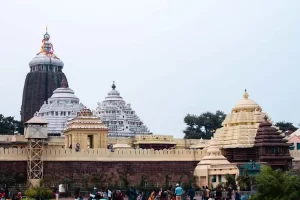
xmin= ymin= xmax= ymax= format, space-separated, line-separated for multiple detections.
xmin=95 ymin=81 xmax=151 ymax=137
xmin=254 ymin=116 xmax=293 ymax=171
xmin=21 ymin=28 xmax=68 ymax=123
xmin=194 ymin=137 xmax=239 ymax=188
xmin=64 ymin=108 xmax=109 ymax=149
xmin=35 ymin=78 xmax=85 ymax=137
xmin=214 ymin=90 xmax=270 ymax=163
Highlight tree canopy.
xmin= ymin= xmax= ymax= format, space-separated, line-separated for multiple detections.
xmin=183 ymin=110 xmax=226 ymax=139
xmin=250 ymin=166 xmax=300 ymax=200
xmin=275 ymin=121 xmax=298 ymax=133
xmin=0 ymin=114 xmax=23 ymax=135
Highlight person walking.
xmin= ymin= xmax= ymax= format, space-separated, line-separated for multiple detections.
xmin=174 ymin=183 xmax=183 ymax=200
xmin=188 ymin=186 xmax=195 ymax=200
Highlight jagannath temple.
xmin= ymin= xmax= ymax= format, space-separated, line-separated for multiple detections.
xmin=21 ymin=28 xmax=68 ymax=123
xmin=35 ymin=78 xmax=85 ymax=137
xmin=1 ymin=29 xmax=298 ymax=190
xmin=94 ymin=81 xmax=151 ymax=137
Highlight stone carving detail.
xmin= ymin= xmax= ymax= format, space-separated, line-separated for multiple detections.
xmin=95 ymin=82 xmax=151 ymax=137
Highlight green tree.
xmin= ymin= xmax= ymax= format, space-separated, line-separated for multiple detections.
xmin=183 ymin=110 xmax=226 ymax=139
xmin=0 ymin=114 xmax=24 ymax=134
xmin=224 ymin=174 xmax=237 ymax=190
xmin=250 ymin=166 xmax=300 ymax=200
xmin=275 ymin=121 xmax=298 ymax=133
xmin=236 ymin=170 xmax=255 ymax=191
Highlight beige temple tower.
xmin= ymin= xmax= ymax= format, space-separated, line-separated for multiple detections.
xmin=194 ymin=138 xmax=239 ymax=188
xmin=64 ymin=108 xmax=109 ymax=149
xmin=214 ymin=90 xmax=269 ymax=163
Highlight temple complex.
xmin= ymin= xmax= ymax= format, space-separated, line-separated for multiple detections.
xmin=35 ymin=78 xmax=85 ymax=137
xmin=214 ymin=90 xmax=269 ymax=163
xmin=64 ymin=108 xmax=109 ymax=149
xmin=254 ymin=116 xmax=293 ymax=170
xmin=194 ymin=138 xmax=239 ymax=188
xmin=95 ymin=82 xmax=151 ymax=137
xmin=21 ymin=28 xmax=68 ymax=123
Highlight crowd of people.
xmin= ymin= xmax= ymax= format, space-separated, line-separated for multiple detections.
xmin=84 ymin=184 xmax=194 ymax=200
xmin=82 ymin=184 xmax=251 ymax=200
xmin=0 ymin=187 xmax=22 ymax=200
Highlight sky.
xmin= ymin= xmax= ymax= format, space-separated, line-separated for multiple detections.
xmin=0 ymin=1 xmax=299 ymax=138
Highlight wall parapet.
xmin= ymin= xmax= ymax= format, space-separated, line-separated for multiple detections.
xmin=3 ymin=148 xmax=300 ymax=162
xmin=0 ymin=147 xmax=205 ymax=162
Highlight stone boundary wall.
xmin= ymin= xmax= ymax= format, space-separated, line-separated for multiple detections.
xmin=0 ymin=148 xmax=205 ymax=161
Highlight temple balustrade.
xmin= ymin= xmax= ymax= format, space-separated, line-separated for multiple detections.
xmin=3 ymin=148 xmax=300 ymax=163
xmin=0 ymin=147 xmax=206 ymax=161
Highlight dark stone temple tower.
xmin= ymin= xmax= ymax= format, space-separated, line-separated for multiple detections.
xmin=21 ymin=28 xmax=68 ymax=123
xmin=254 ymin=116 xmax=293 ymax=170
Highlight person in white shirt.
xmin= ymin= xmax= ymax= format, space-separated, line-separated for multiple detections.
xmin=107 ymin=189 xmax=112 ymax=200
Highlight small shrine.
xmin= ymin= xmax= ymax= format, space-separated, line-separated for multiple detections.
xmin=64 ymin=108 xmax=109 ymax=149
xmin=254 ymin=116 xmax=293 ymax=170
xmin=194 ymin=138 xmax=239 ymax=188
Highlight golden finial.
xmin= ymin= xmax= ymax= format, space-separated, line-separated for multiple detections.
xmin=243 ymin=89 xmax=249 ymax=99
xmin=46 ymin=26 xmax=48 ymax=32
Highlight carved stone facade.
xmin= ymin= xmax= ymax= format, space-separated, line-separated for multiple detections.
xmin=254 ymin=117 xmax=293 ymax=170
xmin=214 ymin=90 xmax=270 ymax=163
xmin=21 ymin=29 xmax=68 ymax=123
xmin=95 ymin=82 xmax=151 ymax=137
xmin=35 ymin=78 xmax=85 ymax=137
xmin=64 ymin=108 xmax=109 ymax=149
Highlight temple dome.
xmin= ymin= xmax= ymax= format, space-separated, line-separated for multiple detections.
xmin=29 ymin=53 xmax=64 ymax=67
xmin=232 ymin=90 xmax=259 ymax=111
xmin=35 ymin=78 xmax=85 ymax=137
xmin=214 ymin=90 xmax=269 ymax=149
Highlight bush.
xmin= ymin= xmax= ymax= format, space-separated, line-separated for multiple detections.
xmin=25 ymin=187 xmax=53 ymax=200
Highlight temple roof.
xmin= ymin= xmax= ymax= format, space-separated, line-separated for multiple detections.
xmin=25 ymin=116 xmax=48 ymax=124
xmin=198 ymin=138 xmax=233 ymax=165
xmin=214 ymin=90 xmax=269 ymax=148
xmin=65 ymin=108 xmax=108 ymax=131
xmin=95 ymin=81 xmax=151 ymax=137
xmin=29 ymin=28 xmax=64 ymax=67
xmin=288 ymin=129 xmax=300 ymax=138
xmin=254 ymin=117 xmax=290 ymax=147
xmin=232 ymin=90 xmax=260 ymax=112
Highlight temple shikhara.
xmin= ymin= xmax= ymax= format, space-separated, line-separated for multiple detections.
xmin=95 ymin=82 xmax=151 ymax=137
xmin=21 ymin=28 xmax=68 ymax=123
xmin=35 ymin=78 xmax=85 ymax=137
xmin=214 ymin=90 xmax=269 ymax=163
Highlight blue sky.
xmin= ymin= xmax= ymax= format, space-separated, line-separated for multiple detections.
xmin=0 ymin=1 xmax=299 ymax=137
